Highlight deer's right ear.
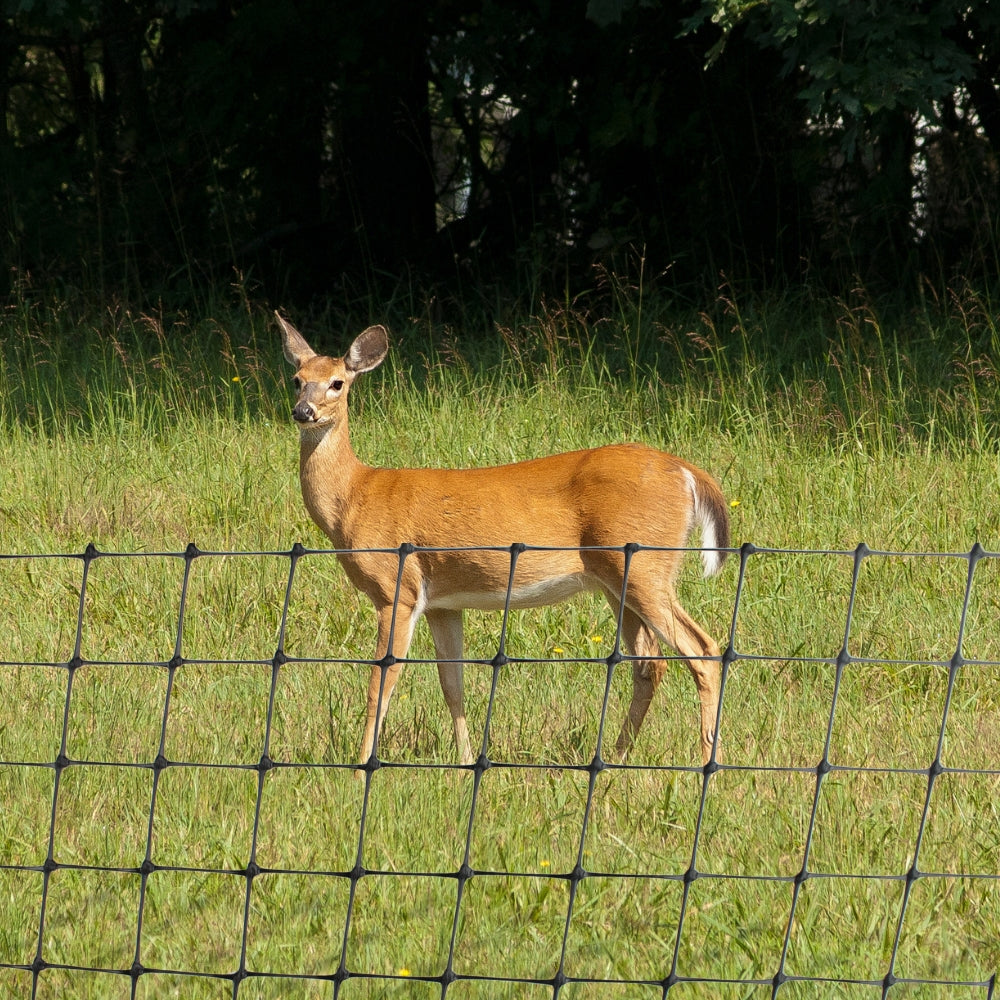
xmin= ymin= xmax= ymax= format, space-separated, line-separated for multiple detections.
xmin=346 ymin=325 xmax=389 ymax=374
xmin=275 ymin=312 xmax=317 ymax=368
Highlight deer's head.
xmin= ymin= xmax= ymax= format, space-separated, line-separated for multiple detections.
xmin=276 ymin=313 xmax=388 ymax=431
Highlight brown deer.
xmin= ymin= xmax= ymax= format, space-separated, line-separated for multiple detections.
xmin=277 ymin=313 xmax=730 ymax=771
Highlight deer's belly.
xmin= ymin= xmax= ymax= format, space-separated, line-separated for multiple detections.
xmin=426 ymin=573 xmax=596 ymax=611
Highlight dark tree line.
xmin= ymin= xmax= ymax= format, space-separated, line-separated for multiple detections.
xmin=1 ymin=0 xmax=998 ymax=305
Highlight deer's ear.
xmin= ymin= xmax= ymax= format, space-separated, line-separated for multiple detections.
xmin=346 ymin=325 xmax=389 ymax=374
xmin=276 ymin=312 xmax=317 ymax=368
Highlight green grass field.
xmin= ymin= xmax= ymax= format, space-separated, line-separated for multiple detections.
xmin=0 ymin=284 xmax=998 ymax=998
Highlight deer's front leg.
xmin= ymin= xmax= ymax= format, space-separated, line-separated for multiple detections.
xmin=357 ymin=603 xmax=417 ymax=775
xmin=426 ymin=607 xmax=473 ymax=765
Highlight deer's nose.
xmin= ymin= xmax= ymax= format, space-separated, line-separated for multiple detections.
xmin=293 ymin=401 xmax=316 ymax=423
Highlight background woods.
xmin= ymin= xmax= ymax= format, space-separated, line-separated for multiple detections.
xmin=1 ymin=0 xmax=998 ymax=307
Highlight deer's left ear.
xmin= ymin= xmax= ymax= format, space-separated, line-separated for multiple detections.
xmin=276 ymin=312 xmax=317 ymax=368
xmin=346 ymin=325 xmax=389 ymax=374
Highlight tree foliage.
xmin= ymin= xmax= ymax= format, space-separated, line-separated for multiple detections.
xmin=1 ymin=0 xmax=997 ymax=305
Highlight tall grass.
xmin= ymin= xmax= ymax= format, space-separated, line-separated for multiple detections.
xmin=1 ymin=279 xmax=999 ymax=997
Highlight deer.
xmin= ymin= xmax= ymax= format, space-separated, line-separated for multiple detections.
xmin=276 ymin=312 xmax=730 ymax=773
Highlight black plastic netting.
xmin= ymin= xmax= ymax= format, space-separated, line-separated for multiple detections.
xmin=0 ymin=541 xmax=997 ymax=999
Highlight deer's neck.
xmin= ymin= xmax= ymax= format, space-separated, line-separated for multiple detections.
xmin=298 ymin=424 xmax=366 ymax=547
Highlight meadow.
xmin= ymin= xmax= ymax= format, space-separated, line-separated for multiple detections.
xmin=0 ymin=278 xmax=998 ymax=998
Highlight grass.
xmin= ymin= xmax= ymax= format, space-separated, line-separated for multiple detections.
xmin=0 ymin=279 xmax=999 ymax=998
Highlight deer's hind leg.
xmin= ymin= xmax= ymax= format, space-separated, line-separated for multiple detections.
xmin=666 ymin=598 xmax=722 ymax=764
xmin=609 ymin=606 xmax=663 ymax=762
xmin=604 ymin=576 xmax=722 ymax=766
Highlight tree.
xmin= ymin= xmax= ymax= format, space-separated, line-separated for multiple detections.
xmin=685 ymin=0 xmax=1000 ymax=283
xmin=1 ymin=0 xmax=997 ymax=306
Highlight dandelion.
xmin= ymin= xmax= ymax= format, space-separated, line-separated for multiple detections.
xmin=729 ymin=498 xmax=741 ymax=509
xmin=398 ymin=967 xmax=412 ymax=977
xmin=232 ymin=375 xmax=241 ymax=383
xmin=553 ymin=646 xmax=564 ymax=655
xmin=539 ymin=859 xmax=551 ymax=868
xmin=589 ymin=635 xmax=603 ymax=644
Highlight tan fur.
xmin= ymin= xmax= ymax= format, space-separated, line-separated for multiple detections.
xmin=277 ymin=313 xmax=730 ymax=771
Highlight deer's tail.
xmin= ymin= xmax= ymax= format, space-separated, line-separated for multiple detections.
xmin=685 ymin=466 xmax=731 ymax=577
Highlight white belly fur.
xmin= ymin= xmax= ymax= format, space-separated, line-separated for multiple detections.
xmin=425 ymin=572 xmax=597 ymax=611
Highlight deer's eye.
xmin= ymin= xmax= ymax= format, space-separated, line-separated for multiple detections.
xmin=292 ymin=377 xmax=302 ymax=391
xmin=331 ymin=379 xmax=344 ymax=391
